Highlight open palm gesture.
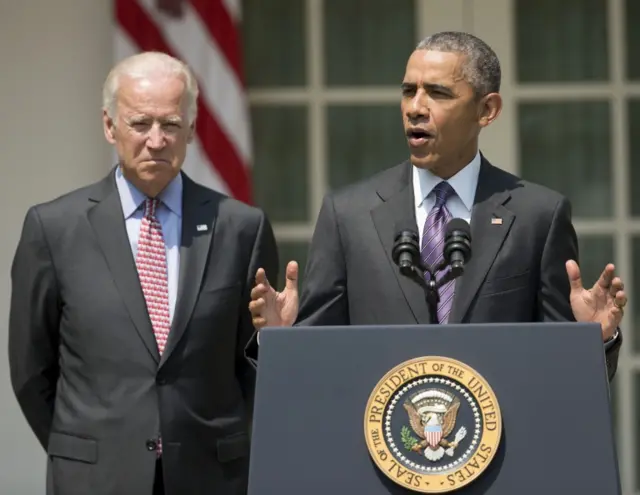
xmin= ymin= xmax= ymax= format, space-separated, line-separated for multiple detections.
xmin=566 ymin=260 xmax=626 ymax=341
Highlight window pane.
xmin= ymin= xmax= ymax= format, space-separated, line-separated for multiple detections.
xmin=327 ymin=105 xmax=407 ymax=190
xmin=625 ymin=0 xmax=640 ymax=80
xmin=277 ymin=241 xmax=309 ymax=290
xmin=632 ymin=237 xmax=640 ymax=352
xmin=242 ymin=0 xmax=305 ymax=87
xmin=515 ymin=0 xmax=608 ymax=82
xmin=627 ymin=100 xmax=640 ymax=216
xmin=518 ymin=102 xmax=612 ymax=218
xmin=251 ymin=106 xmax=308 ymax=222
xmin=577 ymin=236 xmax=614 ymax=292
xmin=324 ymin=0 xmax=415 ymax=86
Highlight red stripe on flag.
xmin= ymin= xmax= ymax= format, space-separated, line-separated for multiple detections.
xmin=115 ymin=0 xmax=251 ymax=203
xmin=196 ymin=98 xmax=252 ymax=202
xmin=190 ymin=0 xmax=245 ymax=84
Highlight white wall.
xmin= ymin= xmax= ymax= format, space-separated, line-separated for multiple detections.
xmin=0 ymin=0 xmax=113 ymax=491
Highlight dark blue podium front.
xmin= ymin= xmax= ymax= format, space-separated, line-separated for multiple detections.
xmin=247 ymin=323 xmax=620 ymax=494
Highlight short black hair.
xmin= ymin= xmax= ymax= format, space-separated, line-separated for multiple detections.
xmin=415 ymin=31 xmax=501 ymax=95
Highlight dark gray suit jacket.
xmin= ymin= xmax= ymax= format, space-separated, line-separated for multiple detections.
xmin=8 ymin=170 xmax=278 ymax=495
xmin=294 ymin=157 xmax=620 ymax=379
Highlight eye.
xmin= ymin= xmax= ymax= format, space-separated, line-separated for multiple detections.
xmin=430 ymin=90 xmax=452 ymax=99
xmin=402 ymin=87 xmax=416 ymax=97
xmin=163 ymin=122 xmax=181 ymax=130
xmin=130 ymin=122 xmax=150 ymax=131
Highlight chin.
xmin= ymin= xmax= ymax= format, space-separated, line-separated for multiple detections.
xmin=409 ymin=153 xmax=436 ymax=170
xmin=141 ymin=160 xmax=173 ymax=170
xmin=141 ymin=162 xmax=178 ymax=177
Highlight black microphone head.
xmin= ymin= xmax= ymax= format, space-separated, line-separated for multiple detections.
xmin=445 ymin=218 xmax=471 ymax=240
xmin=392 ymin=224 xmax=420 ymax=274
xmin=392 ymin=222 xmax=419 ymax=249
xmin=444 ymin=218 xmax=472 ymax=270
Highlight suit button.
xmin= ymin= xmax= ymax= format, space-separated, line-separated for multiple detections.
xmin=146 ymin=439 xmax=157 ymax=451
xmin=157 ymin=377 xmax=167 ymax=385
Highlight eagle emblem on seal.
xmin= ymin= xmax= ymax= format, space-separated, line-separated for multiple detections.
xmin=402 ymin=389 xmax=468 ymax=462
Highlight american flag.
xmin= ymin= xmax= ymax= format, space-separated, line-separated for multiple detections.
xmin=114 ymin=0 xmax=252 ymax=203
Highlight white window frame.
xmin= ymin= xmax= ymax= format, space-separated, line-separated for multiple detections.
xmin=247 ymin=0 xmax=470 ymax=241
xmin=472 ymin=0 xmax=637 ymax=492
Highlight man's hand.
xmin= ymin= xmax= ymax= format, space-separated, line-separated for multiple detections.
xmin=566 ymin=260 xmax=627 ymax=341
xmin=249 ymin=261 xmax=299 ymax=330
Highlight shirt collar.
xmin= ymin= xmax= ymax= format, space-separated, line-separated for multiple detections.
xmin=413 ymin=150 xmax=481 ymax=212
xmin=114 ymin=166 xmax=183 ymax=218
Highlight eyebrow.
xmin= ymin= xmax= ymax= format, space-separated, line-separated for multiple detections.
xmin=401 ymin=82 xmax=454 ymax=94
xmin=126 ymin=115 xmax=183 ymax=124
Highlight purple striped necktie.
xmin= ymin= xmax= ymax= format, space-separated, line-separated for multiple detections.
xmin=421 ymin=181 xmax=456 ymax=323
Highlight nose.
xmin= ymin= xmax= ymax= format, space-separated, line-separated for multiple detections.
xmin=146 ymin=123 xmax=166 ymax=149
xmin=407 ymin=90 xmax=428 ymax=120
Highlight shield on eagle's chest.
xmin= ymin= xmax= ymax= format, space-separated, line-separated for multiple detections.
xmin=424 ymin=424 xmax=443 ymax=448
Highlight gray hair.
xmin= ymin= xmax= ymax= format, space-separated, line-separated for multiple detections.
xmin=415 ymin=31 xmax=501 ymax=96
xmin=102 ymin=51 xmax=199 ymax=125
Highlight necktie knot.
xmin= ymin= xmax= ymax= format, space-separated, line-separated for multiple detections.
xmin=432 ymin=181 xmax=455 ymax=208
xmin=143 ymin=198 xmax=160 ymax=219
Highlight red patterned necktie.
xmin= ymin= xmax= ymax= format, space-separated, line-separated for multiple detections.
xmin=135 ymin=198 xmax=170 ymax=455
xmin=135 ymin=198 xmax=171 ymax=355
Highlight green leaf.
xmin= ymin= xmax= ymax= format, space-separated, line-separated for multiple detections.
xmin=401 ymin=425 xmax=418 ymax=450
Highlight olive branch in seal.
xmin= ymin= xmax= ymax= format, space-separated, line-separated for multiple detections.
xmin=401 ymin=425 xmax=418 ymax=450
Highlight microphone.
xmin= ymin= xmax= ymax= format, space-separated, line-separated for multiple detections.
xmin=392 ymin=226 xmax=420 ymax=277
xmin=391 ymin=219 xmax=471 ymax=324
xmin=443 ymin=218 xmax=472 ymax=277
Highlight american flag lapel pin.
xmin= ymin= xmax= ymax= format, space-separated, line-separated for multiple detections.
xmin=491 ymin=217 xmax=503 ymax=225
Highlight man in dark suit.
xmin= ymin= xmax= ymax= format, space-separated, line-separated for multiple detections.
xmin=8 ymin=52 xmax=277 ymax=494
xmin=248 ymin=31 xmax=626 ymax=378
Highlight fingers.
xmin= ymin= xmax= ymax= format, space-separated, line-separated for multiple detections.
xmin=254 ymin=267 xmax=270 ymax=288
xmin=565 ymin=260 xmax=583 ymax=292
xmin=614 ymin=290 xmax=627 ymax=310
xmin=252 ymin=267 xmax=272 ymax=301
xmin=285 ymin=261 xmax=299 ymax=291
xmin=248 ymin=298 xmax=265 ymax=316
xmin=609 ymin=276 xmax=624 ymax=297
xmin=249 ymin=298 xmax=267 ymax=330
xmin=596 ymin=263 xmax=616 ymax=291
xmin=250 ymin=283 xmax=269 ymax=301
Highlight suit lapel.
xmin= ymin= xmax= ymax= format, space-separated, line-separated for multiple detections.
xmin=160 ymin=175 xmax=218 ymax=366
xmin=371 ymin=162 xmax=434 ymax=324
xmin=449 ymin=159 xmax=515 ymax=323
xmin=87 ymin=172 xmax=160 ymax=363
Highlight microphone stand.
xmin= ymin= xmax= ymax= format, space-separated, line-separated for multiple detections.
xmin=399 ymin=260 xmax=463 ymax=324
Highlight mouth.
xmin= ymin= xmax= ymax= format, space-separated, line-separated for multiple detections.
xmin=406 ymin=128 xmax=434 ymax=147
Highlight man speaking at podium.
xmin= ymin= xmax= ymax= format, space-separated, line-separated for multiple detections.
xmin=248 ymin=31 xmax=626 ymax=380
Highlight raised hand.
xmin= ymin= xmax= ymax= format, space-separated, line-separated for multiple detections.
xmin=566 ymin=260 xmax=627 ymax=341
xmin=249 ymin=261 xmax=299 ymax=330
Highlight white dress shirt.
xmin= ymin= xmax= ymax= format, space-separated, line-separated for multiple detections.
xmin=413 ymin=151 xmax=481 ymax=238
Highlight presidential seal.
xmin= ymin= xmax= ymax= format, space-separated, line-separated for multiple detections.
xmin=364 ymin=357 xmax=501 ymax=493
